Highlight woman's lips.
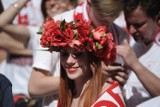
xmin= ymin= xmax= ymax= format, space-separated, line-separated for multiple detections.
xmin=66 ymin=67 xmax=78 ymax=73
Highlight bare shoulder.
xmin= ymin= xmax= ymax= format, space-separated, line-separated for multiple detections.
xmin=101 ymin=82 xmax=111 ymax=94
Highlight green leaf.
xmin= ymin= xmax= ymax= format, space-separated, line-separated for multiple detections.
xmin=69 ymin=21 xmax=74 ymax=25
xmin=60 ymin=19 xmax=66 ymax=31
xmin=37 ymin=27 xmax=44 ymax=35
xmin=102 ymin=33 xmax=106 ymax=37
xmin=73 ymin=30 xmax=78 ymax=38
xmin=96 ymin=42 xmax=103 ymax=49
xmin=52 ymin=46 xmax=58 ymax=50
xmin=90 ymin=32 xmax=93 ymax=38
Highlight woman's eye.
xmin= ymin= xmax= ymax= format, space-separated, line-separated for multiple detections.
xmin=74 ymin=52 xmax=84 ymax=57
xmin=61 ymin=52 xmax=69 ymax=57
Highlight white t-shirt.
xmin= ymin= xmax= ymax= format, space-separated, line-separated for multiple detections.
xmin=137 ymin=96 xmax=160 ymax=107
xmin=124 ymin=34 xmax=160 ymax=107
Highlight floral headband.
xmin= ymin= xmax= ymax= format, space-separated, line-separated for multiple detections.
xmin=38 ymin=18 xmax=116 ymax=65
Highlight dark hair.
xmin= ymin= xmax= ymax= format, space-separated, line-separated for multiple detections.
xmin=124 ymin=0 xmax=160 ymax=20
xmin=41 ymin=0 xmax=47 ymax=20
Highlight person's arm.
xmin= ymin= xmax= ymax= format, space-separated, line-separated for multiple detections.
xmin=2 ymin=25 xmax=30 ymax=46
xmin=28 ymin=68 xmax=60 ymax=97
xmin=0 ymin=0 xmax=30 ymax=45
xmin=0 ymin=0 xmax=28 ymax=26
xmin=28 ymin=50 xmax=60 ymax=97
xmin=0 ymin=32 xmax=24 ymax=50
xmin=0 ymin=32 xmax=32 ymax=55
xmin=28 ymin=51 xmax=60 ymax=97
xmin=116 ymin=39 xmax=160 ymax=96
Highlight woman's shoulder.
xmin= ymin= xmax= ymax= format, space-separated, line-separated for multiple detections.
xmin=101 ymin=81 xmax=111 ymax=94
xmin=101 ymin=81 xmax=121 ymax=94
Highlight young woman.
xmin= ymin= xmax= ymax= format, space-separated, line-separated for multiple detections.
xmin=39 ymin=18 xmax=126 ymax=107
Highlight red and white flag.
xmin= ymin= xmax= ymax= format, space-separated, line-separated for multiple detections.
xmin=91 ymin=81 xmax=126 ymax=107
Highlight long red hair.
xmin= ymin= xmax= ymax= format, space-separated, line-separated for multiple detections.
xmin=59 ymin=54 xmax=107 ymax=107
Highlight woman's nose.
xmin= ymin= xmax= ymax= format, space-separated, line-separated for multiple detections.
xmin=66 ymin=55 xmax=76 ymax=66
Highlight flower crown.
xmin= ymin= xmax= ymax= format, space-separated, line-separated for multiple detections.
xmin=39 ymin=18 xmax=116 ymax=65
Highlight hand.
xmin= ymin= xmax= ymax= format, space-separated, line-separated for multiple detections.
xmin=116 ymin=39 xmax=139 ymax=68
xmin=110 ymin=66 xmax=129 ymax=88
xmin=101 ymin=61 xmax=128 ymax=88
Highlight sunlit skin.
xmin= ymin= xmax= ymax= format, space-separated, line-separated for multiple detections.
xmin=45 ymin=0 xmax=74 ymax=18
xmin=125 ymin=6 xmax=159 ymax=45
xmin=60 ymin=47 xmax=92 ymax=80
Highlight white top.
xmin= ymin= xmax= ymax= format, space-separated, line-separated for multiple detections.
xmin=124 ymin=33 xmax=160 ymax=107
xmin=137 ymin=96 xmax=160 ymax=107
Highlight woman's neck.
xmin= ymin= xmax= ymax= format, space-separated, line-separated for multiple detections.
xmin=74 ymin=74 xmax=92 ymax=98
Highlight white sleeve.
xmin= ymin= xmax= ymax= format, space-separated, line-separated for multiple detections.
xmin=31 ymin=28 xmax=60 ymax=74
xmin=32 ymin=49 xmax=60 ymax=73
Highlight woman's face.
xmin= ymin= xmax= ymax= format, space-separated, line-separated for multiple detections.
xmin=60 ymin=47 xmax=92 ymax=80
xmin=45 ymin=0 xmax=74 ymax=17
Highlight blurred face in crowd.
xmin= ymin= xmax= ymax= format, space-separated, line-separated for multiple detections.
xmin=60 ymin=47 xmax=92 ymax=80
xmin=125 ymin=6 xmax=159 ymax=45
xmin=45 ymin=0 xmax=74 ymax=17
